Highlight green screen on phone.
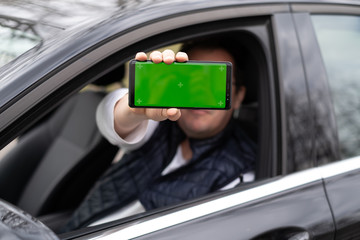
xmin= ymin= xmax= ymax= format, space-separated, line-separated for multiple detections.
xmin=129 ymin=60 xmax=232 ymax=109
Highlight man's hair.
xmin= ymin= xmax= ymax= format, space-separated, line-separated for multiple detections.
xmin=180 ymin=36 xmax=245 ymax=92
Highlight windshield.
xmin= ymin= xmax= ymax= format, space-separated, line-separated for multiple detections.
xmin=0 ymin=17 xmax=42 ymax=67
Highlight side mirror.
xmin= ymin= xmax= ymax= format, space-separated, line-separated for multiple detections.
xmin=0 ymin=199 xmax=58 ymax=240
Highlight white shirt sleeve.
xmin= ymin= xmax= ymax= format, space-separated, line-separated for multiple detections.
xmin=96 ymin=88 xmax=158 ymax=151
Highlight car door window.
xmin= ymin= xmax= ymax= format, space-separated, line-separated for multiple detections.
xmin=312 ymin=15 xmax=360 ymax=159
xmin=0 ymin=17 xmax=41 ymax=67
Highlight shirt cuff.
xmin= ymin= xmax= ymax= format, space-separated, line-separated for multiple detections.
xmin=96 ymin=88 xmax=158 ymax=151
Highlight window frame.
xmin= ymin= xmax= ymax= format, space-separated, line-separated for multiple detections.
xmin=58 ymin=15 xmax=279 ymax=240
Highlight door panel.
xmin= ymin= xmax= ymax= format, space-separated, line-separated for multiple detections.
xmin=89 ymin=169 xmax=334 ymax=240
xmin=134 ymin=175 xmax=334 ymax=239
xmin=321 ymin=158 xmax=360 ymax=240
xmin=134 ymin=172 xmax=334 ymax=239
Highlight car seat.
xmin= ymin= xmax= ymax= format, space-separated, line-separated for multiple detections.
xmin=0 ymin=68 xmax=124 ymax=226
xmin=0 ymin=91 xmax=119 ymax=216
xmin=234 ymin=43 xmax=259 ymax=144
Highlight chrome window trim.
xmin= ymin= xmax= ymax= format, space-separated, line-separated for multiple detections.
xmin=83 ymin=157 xmax=360 ymax=239
xmin=319 ymin=156 xmax=360 ymax=179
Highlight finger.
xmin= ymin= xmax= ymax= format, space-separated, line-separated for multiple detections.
xmin=162 ymin=49 xmax=175 ymax=65
xmin=161 ymin=108 xmax=168 ymax=119
xmin=175 ymin=52 xmax=188 ymax=62
xmin=135 ymin=52 xmax=147 ymax=61
xmin=149 ymin=51 xmax=162 ymax=63
xmin=167 ymin=108 xmax=181 ymax=121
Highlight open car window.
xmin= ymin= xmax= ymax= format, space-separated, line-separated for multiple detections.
xmin=60 ymin=20 xmax=273 ymax=233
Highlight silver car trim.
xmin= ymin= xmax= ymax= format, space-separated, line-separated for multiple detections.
xmin=319 ymin=156 xmax=360 ymax=179
xmin=85 ymin=157 xmax=360 ymax=239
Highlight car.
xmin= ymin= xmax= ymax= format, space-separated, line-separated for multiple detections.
xmin=0 ymin=0 xmax=359 ymax=239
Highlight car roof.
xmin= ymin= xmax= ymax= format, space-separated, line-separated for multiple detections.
xmin=1 ymin=0 xmax=359 ymax=29
xmin=1 ymin=0 xmax=358 ymax=68
xmin=0 ymin=0 xmax=358 ymax=44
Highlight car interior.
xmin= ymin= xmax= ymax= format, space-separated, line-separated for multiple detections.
xmin=0 ymin=29 xmax=266 ymax=234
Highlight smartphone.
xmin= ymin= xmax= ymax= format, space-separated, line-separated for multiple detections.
xmin=128 ymin=60 xmax=232 ymax=109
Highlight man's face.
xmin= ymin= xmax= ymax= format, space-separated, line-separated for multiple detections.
xmin=177 ymin=48 xmax=245 ymax=139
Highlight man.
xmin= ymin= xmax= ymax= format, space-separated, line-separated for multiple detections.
xmin=63 ymin=39 xmax=256 ymax=231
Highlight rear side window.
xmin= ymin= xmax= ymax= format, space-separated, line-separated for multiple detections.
xmin=0 ymin=17 xmax=41 ymax=67
xmin=312 ymin=15 xmax=360 ymax=159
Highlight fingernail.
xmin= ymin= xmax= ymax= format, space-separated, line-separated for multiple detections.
xmin=164 ymin=57 xmax=174 ymax=64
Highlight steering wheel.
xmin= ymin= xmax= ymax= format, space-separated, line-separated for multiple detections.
xmin=0 ymin=200 xmax=58 ymax=240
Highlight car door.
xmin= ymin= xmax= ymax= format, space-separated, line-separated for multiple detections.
xmin=299 ymin=4 xmax=360 ymax=239
xmin=59 ymin=7 xmax=335 ymax=240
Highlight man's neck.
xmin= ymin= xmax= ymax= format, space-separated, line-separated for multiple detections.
xmin=180 ymin=138 xmax=192 ymax=161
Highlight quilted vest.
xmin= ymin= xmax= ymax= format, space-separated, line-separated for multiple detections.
xmin=63 ymin=119 xmax=256 ymax=231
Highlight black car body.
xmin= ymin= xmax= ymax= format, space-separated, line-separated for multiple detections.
xmin=0 ymin=0 xmax=360 ymax=239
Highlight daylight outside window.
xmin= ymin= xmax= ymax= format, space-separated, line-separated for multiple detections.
xmin=0 ymin=18 xmax=41 ymax=67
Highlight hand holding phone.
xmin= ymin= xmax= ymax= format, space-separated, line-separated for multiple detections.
xmin=127 ymin=50 xmax=186 ymax=122
xmin=129 ymin=60 xmax=232 ymax=109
